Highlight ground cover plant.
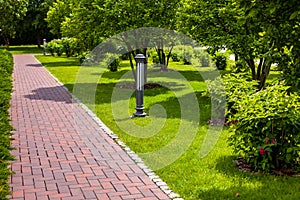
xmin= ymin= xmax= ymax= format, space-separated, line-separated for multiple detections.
xmin=36 ymin=54 xmax=300 ymax=200
xmin=0 ymin=50 xmax=14 ymax=199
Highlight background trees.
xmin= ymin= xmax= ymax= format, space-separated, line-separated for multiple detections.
xmin=0 ymin=0 xmax=28 ymax=46
xmin=238 ymin=0 xmax=300 ymax=90
xmin=2 ymin=0 xmax=299 ymax=90
xmin=16 ymin=0 xmax=55 ymax=46
xmin=178 ymin=0 xmax=300 ymax=90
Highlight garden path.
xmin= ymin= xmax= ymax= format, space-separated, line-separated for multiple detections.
xmin=9 ymin=54 xmax=170 ymax=200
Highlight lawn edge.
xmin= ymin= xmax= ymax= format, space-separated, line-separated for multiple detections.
xmin=33 ymin=55 xmax=183 ymax=200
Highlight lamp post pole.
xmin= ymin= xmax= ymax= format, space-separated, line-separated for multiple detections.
xmin=43 ymin=39 xmax=46 ymax=55
xmin=133 ymin=54 xmax=147 ymax=117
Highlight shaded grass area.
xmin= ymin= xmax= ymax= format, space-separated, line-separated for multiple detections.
xmin=35 ymin=55 xmax=300 ymax=200
xmin=0 ymin=45 xmax=43 ymax=54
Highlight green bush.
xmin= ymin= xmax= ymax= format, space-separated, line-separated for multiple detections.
xmin=46 ymin=39 xmax=63 ymax=56
xmin=53 ymin=39 xmax=64 ymax=56
xmin=78 ymin=51 xmax=89 ymax=64
xmin=61 ymin=38 xmax=71 ymax=57
xmin=214 ymin=53 xmax=227 ymax=70
xmin=182 ymin=50 xmax=193 ymax=65
xmin=47 ymin=38 xmax=81 ymax=57
xmin=0 ymin=51 xmax=13 ymax=74
xmin=172 ymin=46 xmax=213 ymax=67
xmin=0 ymin=50 xmax=14 ymax=199
xmin=46 ymin=40 xmax=56 ymax=56
xmin=172 ymin=45 xmax=193 ymax=65
xmin=229 ymin=82 xmax=300 ymax=172
xmin=192 ymin=49 xmax=212 ymax=67
xmin=61 ymin=37 xmax=81 ymax=57
xmin=206 ymin=73 xmax=300 ymax=172
xmin=149 ymin=51 xmax=160 ymax=65
xmin=171 ymin=53 xmax=180 ymax=62
xmin=103 ymin=53 xmax=120 ymax=72
xmin=205 ymin=73 xmax=258 ymax=119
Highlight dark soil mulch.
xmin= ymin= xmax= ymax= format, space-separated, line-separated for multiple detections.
xmin=234 ymin=157 xmax=300 ymax=176
xmin=116 ymin=82 xmax=162 ymax=90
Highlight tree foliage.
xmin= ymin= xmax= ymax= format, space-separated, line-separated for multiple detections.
xmin=0 ymin=0 xmax=28 ymax=45
xmin=46 ymin=0 xmax=72 ymax=38
xmin=238 ymin=0 xmax=300 ymax=90
xmin=178 ymin=0 xmax=300 ymax=90
xmin=15 ymin=0 xmax=55 ymax=46
xmin=44 ymin=0 xmax=300 ymax=88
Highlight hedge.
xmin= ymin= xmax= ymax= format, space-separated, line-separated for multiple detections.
xmin=0 ymin=49 xmax=14 ymax=199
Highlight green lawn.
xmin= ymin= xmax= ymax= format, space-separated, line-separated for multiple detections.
xmin=0 ymin=45 xmax=44 ymax=54
xmin=35 ymin=55 xmax=300 ymax=200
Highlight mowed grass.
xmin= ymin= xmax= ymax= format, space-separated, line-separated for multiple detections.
xmin=1 ymin=45 xmax=44 ymax=54
xmin=35 ymin=55 xmax=300 ymax=200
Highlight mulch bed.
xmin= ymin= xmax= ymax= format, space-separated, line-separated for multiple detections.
xmin=116 ymin=82 xmax=162 ymax=89
xmin=234 ymin=157 xmax=300 ymax=177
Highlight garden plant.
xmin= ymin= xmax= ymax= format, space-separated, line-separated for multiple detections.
xmin=0 ymin=50 xmax=14 ymax=198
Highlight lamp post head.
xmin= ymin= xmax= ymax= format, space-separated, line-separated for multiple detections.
xmin=135 ymin=54 xmax=146 ymax=63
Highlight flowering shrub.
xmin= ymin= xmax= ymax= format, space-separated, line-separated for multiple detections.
xmin=229 ymin=82 xmax=300 ymax=172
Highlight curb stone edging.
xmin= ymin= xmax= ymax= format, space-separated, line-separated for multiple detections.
xmin=34 ymin=55 xmax=183 ymax=200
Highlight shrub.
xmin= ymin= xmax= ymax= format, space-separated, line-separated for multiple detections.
xmin=61 ymin=37 xmax=81 ymax=57
xmin=171 ymin=53 xmax=180 ymax=62
xmin=46 ymin=40 xmax=56 ymax=56
xmin=172 ymin=45 xmax=212 ymax=66
xmin=172 ymin=45 xmax=194 ymax=65
xmin=205 ymin=73 xmax=258 ymax=119
xmin=78 ymin=51 xmax=89 ymax=64
xmin=46 ymin=39 xmax=63 ymax=56
xmin=47 ymin=38 xmax=81 ymax=57
xmin=192 ymin=49 xmax=212 ymax=67
xmin=150 ymin=51 xmax=160 ymax=65
xmin=214 ymin=53 xmax=227 ymax=70
xmin=0 ymin=50 xmax=14 ymax=199
xmin=103 ymin=53 xmax=120 ymax=72
xmin=0 ymin=50 xmax=13 ymax=74
xmin=53 ymin=39 xmax=64 ymax=56
xmin=229 ymin=82 xmax=300 ymax=172
xmin=61 ymin=38 xmax=71 ymax=57
xmin=182 ymin=50 xmax=193 ymax=65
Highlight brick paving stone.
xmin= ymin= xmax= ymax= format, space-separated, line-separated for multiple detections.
xmin=9 ymin=55 xmax=170 ymax=200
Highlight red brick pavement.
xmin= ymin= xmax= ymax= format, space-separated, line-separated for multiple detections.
xmin=9 ymin=55 xmax=170 ymax=200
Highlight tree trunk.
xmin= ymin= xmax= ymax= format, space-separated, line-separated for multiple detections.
xmin=256 ymin=58 xmax=264 ymax=80
xmin=258 ymin=59 xmax=271 ymax=90
xmin=129 ymin=51 xmax=136 ymax=82
xmin=4 ymin=36 xmax=10 ymax=47
xmin=143 ymin=48 xmax=148 ymax=83
xmin=122 ymin=36 xmax=136 ymax=81
xmin=37 ymin=32 xmax=41 ymax=48
xmin=245 ymin=57 xmax=256 ymax=81
xmin=166 ymin=45 xmax=174 ymax=68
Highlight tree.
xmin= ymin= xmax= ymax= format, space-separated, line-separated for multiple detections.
xmin=236 ymin=0 xmax=300 ymax=90
xmin=178 ymin=0 xmax=277 ymax=89
xmin=58 ymin=0 xmax=181 ymax=75
xmin=46 ymin=0 xmax=72 ymax=38
xmin=14 ymin=0 xmax=55 ymax=47
xmin=0 ymin=0 xmax=28 ymax=46
xmin=60 ymin=0 xmax=106 ymax=50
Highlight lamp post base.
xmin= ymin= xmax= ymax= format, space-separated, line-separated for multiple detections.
xmin=132 ymin=111 xmax=147 ymax=118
